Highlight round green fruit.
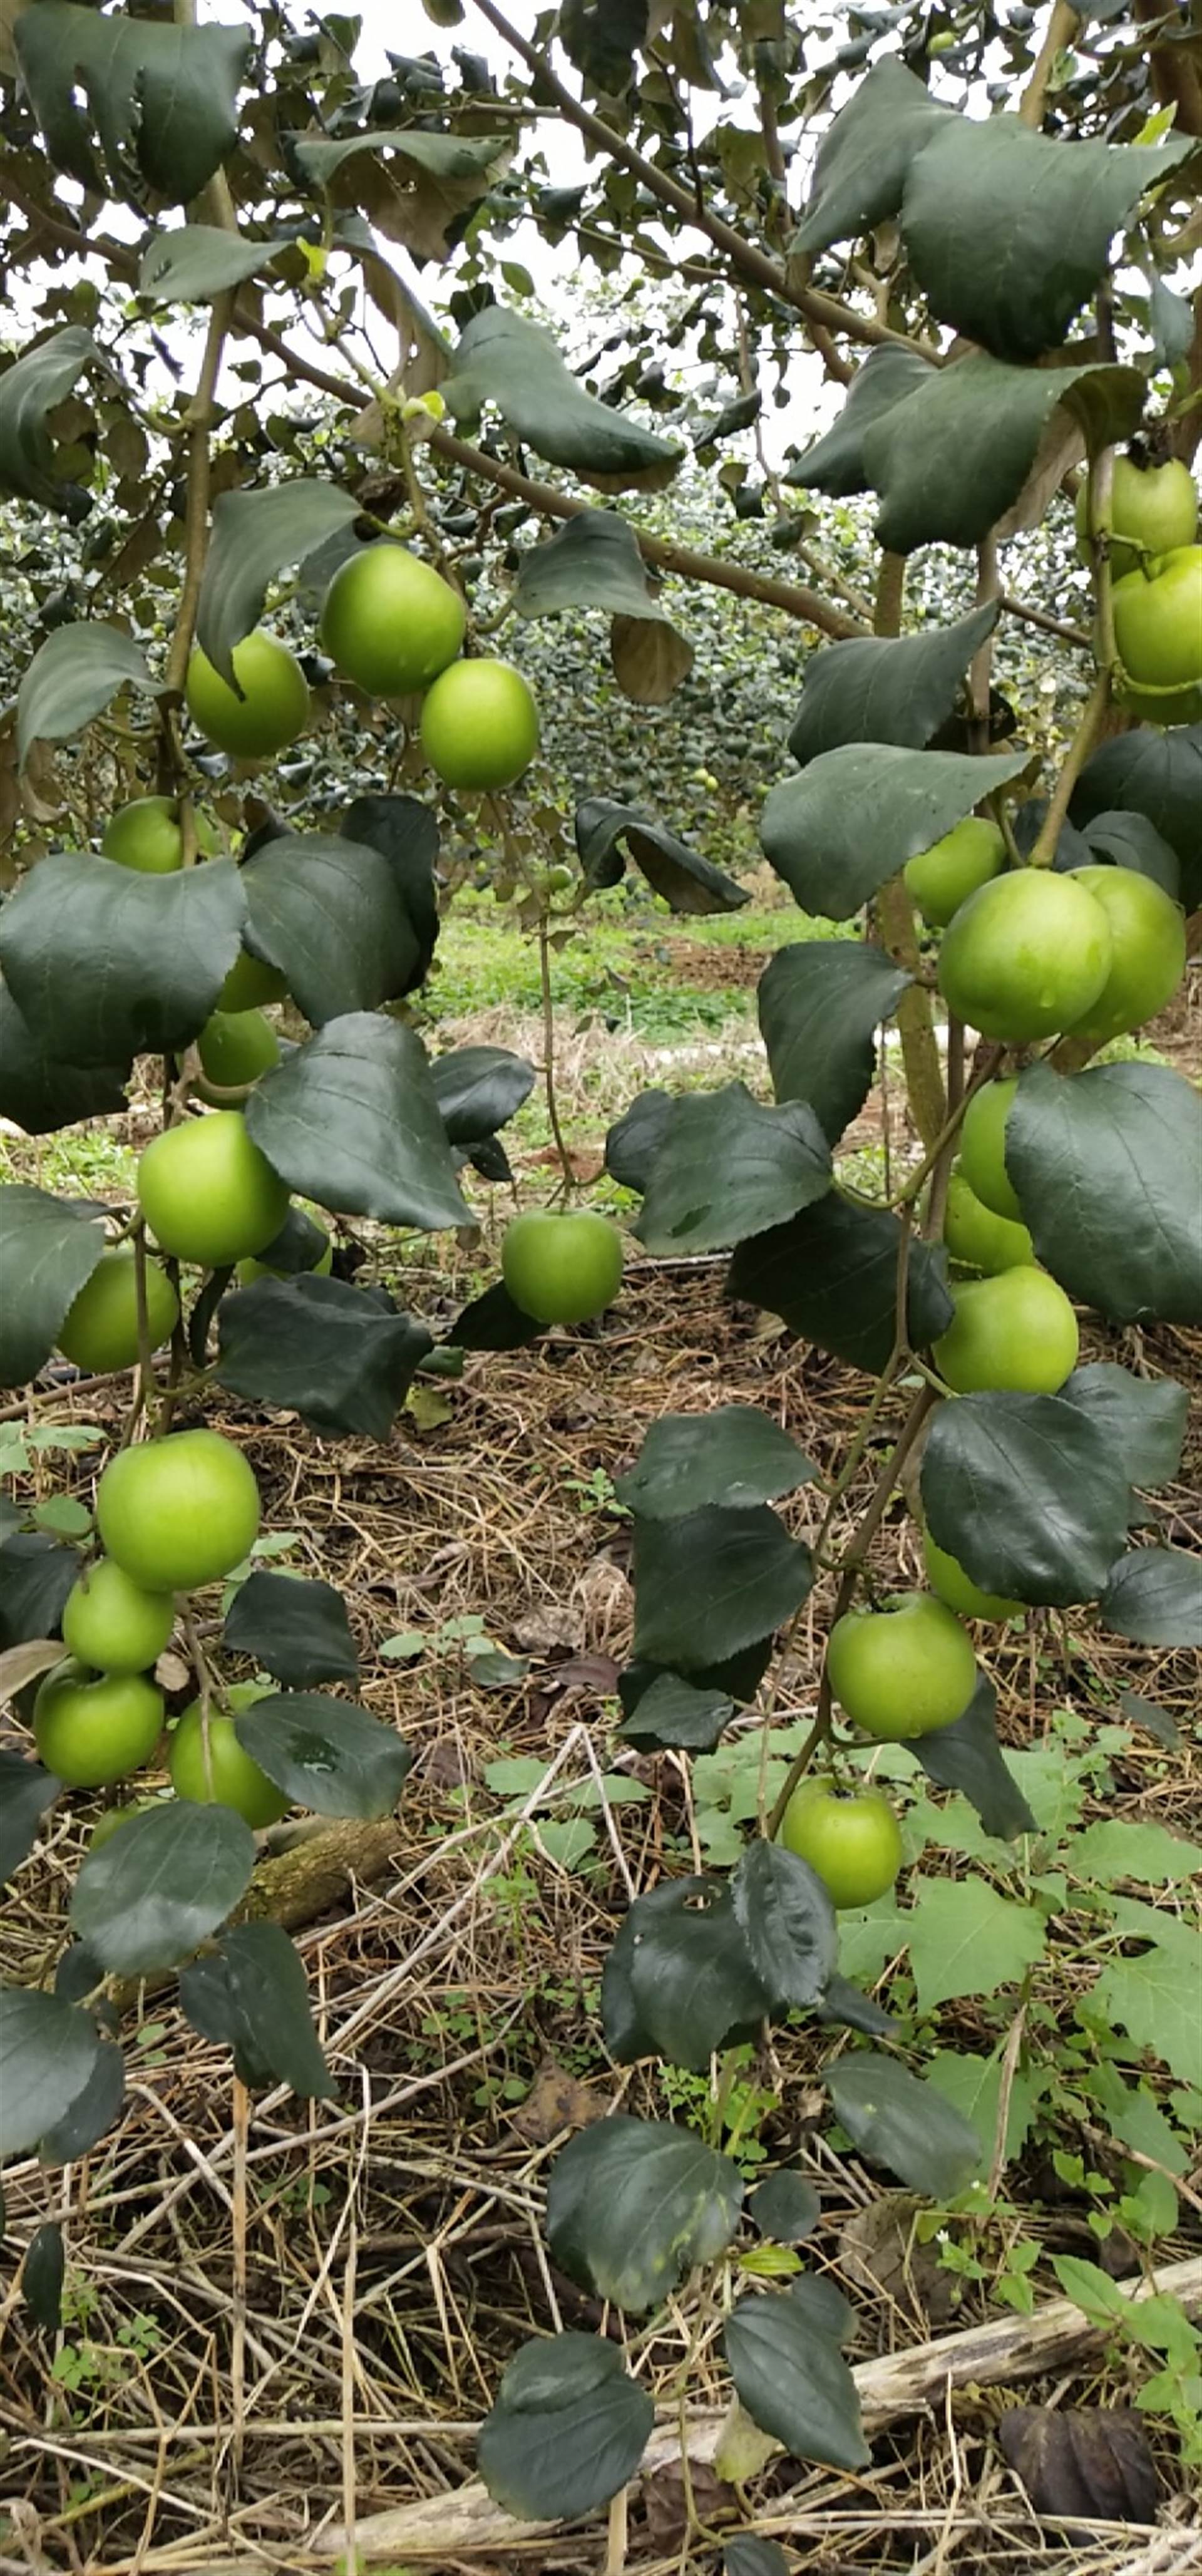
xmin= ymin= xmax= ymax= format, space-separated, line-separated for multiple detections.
xmin=1112 ymin=545 xmax=1202 ymax=693
xmin=1116 ymin=676 xmax=1202 ymax=728
xmin=1075 ymin=455 xmax=1198 ymax=580
xmin=419 ymin=658 xmax=539 ymax=791
xmin=136 ymin=1111 xmax=289 ymax=1267
xmin=826 ymin=1593 xmax=977 ymax=1741
xmin=943 ymin=1169 xmax=1034 ymax=1275
xmin=196 ymin=1007 xmax=281 ymax=1098
xmin=101 ymin=795 xmax=218 ymax=873
xmin=904 ymin=816 xmax=1006 ymax=929
xmin=96 ymin=1428 xmax=261 ymax=1593
xmin=934 ymin=1265 xmax=1079 ymax=1395
xmin=319 ymin=543 xmax=466 ymax=698
xmin=938 ymin=868 xmax=1112 ymax=1043
xmin=778 ymin=1776 xmax=904 ymax=1907
xmin=33 ymin=1660 xmax=164 ymax=1789
xmin=168 ymin=1682 xmax=289 ymax=1827
xmin=959 ymin=1078 xmax=1022 ymax=1222
xmin=185 ymin=631 xmax=309 ymax=761
xmin=218 ymin=948 xmax=289 ymax=1012
xmin=1064 ymin=865 xmax=1186 ymax=1045
xmin=90 ymin=1799 xmax=156 ymax=1849
xmin=922 ymin=1527 xmax=1023 ymax=1623
xmin=237 ymin=1224 xmax=332 ymax=1286
xmin=501 ymin=1210 xmax=624 ymax=1326
xmin=57 ymin=1245 xmax=180 ymax=1374
xmin=61 ymin=1558 xmax=175 ymax=1673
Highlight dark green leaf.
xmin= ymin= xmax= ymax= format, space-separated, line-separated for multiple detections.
xmin=0 ymin=1536 xmax=77 ymax=1649
xmin=903 ymin=126 xmax=1191 ymax=363
xmin=725 ymin=2541 xmax=790 ymax=2576
xmin=922 ymin=1393 xmax=1131 ymax=1607
xmin=249 ymin=1205 xmax=329 ymax=1279
xmin=244 ymin=1015 xmax=471 ymax=1231
xmin=602 ymin=1877 xmax=770 ymax=2069
xmin=0 ymin=986 xmax=128 ymax=1136
xmin=217 ymin=1275 xmax=433 ymax=1440
xmin=1074 ymin=810 xmax=1180 ymax=896
xmin=294 ymin=128 xmax=511 ymax=264
xmin=38 ymin=2039 xmax=124 ymax=2164
xmin=0 ymin=1751 xmax=59 ymax=1887
xmin=576 ymin=796 xmax=749 ymax=915
xmin=615 ymin=1406 xmax=816 ymax=1520
xmin=694 ymin=389 xmax=761 ymax=451
xmin=515 ymin=507 xmax=668 ymax=622
xmin=71 ymin=1803 xmax=256 ymax=1977
xmin=560 ymin=0 xmax=649 ymax=94
xmin=827 ymin=2051 xmax=982 ymax=2196
xmin=1099 ymin=1549 xmax=1202 ymax=1647
xmin=0 ymin=855 xmax=246 ymax=1066
xmin=446 ymin=307 xmax=682 ymax=495
xmin=788 ymin=603 xmax=999 ymax=764
xmin=341 ymin=793 xmax=440 ymax=985
xmin=1059 ymin=1364 xmax=1188 ymax=1490
xmin=791 ymin=56 xmax=953 ymax=254
xmin=17 ymin=624 xmax=155 ymax=767
xmin=1149 ymin=274 xmax=1194 ymax=370
xmin=759 ymin=943 xmax=910 ymax=1145
xmin=616 ymin=1671 xmax=734 ymax=1753
xmin=1119 ymin=1690 xmax=1179 ymax=1750
xmin=0 ymin=1989 xmax=102 ymax=2155
xmin=236 ymin=1692 xmax=411 ymax=1820
xmin=912 ymin=1674 xmax=1038 ymax=1840
xmin=749 ymin=2170 xmax=821 ymax=2244
xmin=546 ymin=2113 xmax=743 ymax=2310
xmin=1007 ymin=1064 xmax=1201 ymax=1326
xmin=0 ymin=1184 xmax=105 ymax=1388
xmin=240 ymin=832 xmax=421 ymax=1023
xmin=818 ymin=1974 xmax=899 ymax=2039
xmin=1071 ymin=724 xmax=1201 ymax=910
xmin=196 ymin=485 xmax=360 ymax=686
xmin=605 ymin=1090 xmax=673 ymax=1191
xmin=633 ymin=1504 xmax=813 ymax=1672
xmin=15 ymin=3 xmax=250 ymax=202
xmin=140 ymin=225 xmax=292 ymax=307
xmin=726 ymin=2287 xmax=868 ymax=2470
xmin=223 ymin=1571 xmax=358 ymax=1688
xmin=620 ymin=1636 xmax=773 ymax=1714
xmin=478 ymin=2331 xmax=654 ymax=2520
xmin=0 ymin=327 xmax=101 ymax=508
xmin=732 ymin=1838 xmax=838 ymax=2011
xmin=760 ymin=746 xmax=1027 ymax=920
xmin=729 ymin=1195 xmax=953 ymax=1374
xmin=449 ymin=1279 xmax=541 ymax=1352
xmin=23 ymin=2222 xmax=65 ymax=2329
xmin=635 ymin=1083 xmax=831 ymax=1255
xmin=430 ymin=1045 xmax=534 ymax=1145
xmin=180 ymin=1922 xmax=335 ymax=2097
xmin=786 ymin=344 xmax=938 ymax=499
xmin=863 ymin=353 xmax=1147 ymax=555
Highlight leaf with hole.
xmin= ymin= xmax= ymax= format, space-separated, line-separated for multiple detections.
xmin=0 ymin=1988 xmax=102 ymax=2156
xmin=760 ymin=745 xmax=1027 ymax=919
xmin=547 ymin=2113 xmax=743 ymax=2311
xmin=294 ymin=128 xmax=512 ymax=264
xmin=788 ymin=603 xmax=999 ymax=765
xmin=477 ymin=2329 xmax=654 ymax=2521
xmin=240 ymin=832 xmax=423 ymax=1023
xmin=235 ymin=1692 xmax=411 ymax=1820
xmin=196 ymin=485 xmax=360 ymax=686
xmin=1099 ymin=1548 xmax=1202 ymax=1647
xmin=179 ymin=1922 xmax=334 ymax=2097
xmin=15 ymin=3 xmax=250 ymax=203
xmin=0 ymin=855 xmax=246 ymax=1067
xmin=921 ymin=1393 xmax=1131 ymax=1606
xmin=602 ymin=1877 xmax=771 ymax=2069
xmin=244 ymin=1015 xmax=471 ymax=1232
xmin=577 ymin=797 xmax=748 ymax=915
xmin=732 ymin=1839 xmax=838 ymax=2012
xmin=223 ymin=1570 xmax=358 ymax=1688
xmin=826 ymin=2051 xmax=982 ymax=2197
xmin=71 ymin=1803 xmax=256 ymax=1977
xmin=759 ymin=943 xmax=910 ymax=1146
xmin=729 ymin=1193 xmax=953 ymax=1376
xmin=632 ymin=1503 xmax=813 ymax=1672
xmin=0 ymin=1183 xmax=106 ymax=1389
xmin=446 ymin=306 xmax=682 ymax=495
xmin=217 ymin=1275 xmax=432 ymax=1440
xmin=0 ymin=326 xmax=102 ymax=508
xmin=1007 ymin=1064 xmax=1201 ymax=1327
xmin=616 ymin=1406 xmax=816 ymax=1520
xmin=17 ymin=624 xmax=157 ymax=768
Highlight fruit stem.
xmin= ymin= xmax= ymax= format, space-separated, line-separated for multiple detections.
xmin=538 ymin=915 xmax=575 ymax=1199
xmin=116 ymin=1219 xmax=157 ymax=1453
xmin=1027 ymin=666 xmax=1111 ymax=868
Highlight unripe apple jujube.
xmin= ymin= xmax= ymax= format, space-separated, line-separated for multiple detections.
xmin=1064 ymin=865 xmax=1186 ymax=1045
xmin=185 ymin=631 xmax=309 ymax=760
xmin=1075 ymin=455 xmax=1198 ymax=580
xmin=419 ymin=658 xmax=539 ymax=791
xmin=61 ymin=1557 xmax=175 ymax=1673
xmin=319 ymin=543 xmax=466 ymax=697
xmin=96 ymin=1428 xmax=261 ymax=1594
xmin=136 ymin=1111 xmax=289 ymax=1267
xmin=101 ymin=796 xmax=218 ymax=873
xmin=33 ymin=1661 xmax=165 ymax=1788
xmin=904 ymin=815 xmax=1005 ymax=928
xmin=826 ymin=1593 xmax=977 ymax=1741
xmin=933 ymin=1266 xmax=1079 ymax=1396
xmin=922 ymin=1527 xmax=1023 ymax=1623
xmin=57 ymin=1245 xmax=180 ymax=1374
xmin=501 ymin=1210 xmax=624 ymax=1326
xmin=959 ymin=1078 xmax=1022 ymax=1222
xmin=778 ymin=1776 xmax=904 ymax=1907
xmin=168 ymin=1682 xmax=289 ymax=1827
xmin=943 ymin=1169 xmax=1034 ymax=1275
xmin=938 ymin=870 xmax=1112 ymax=1043
xmin=1112 ymin=546 xmax=1202 ymax=694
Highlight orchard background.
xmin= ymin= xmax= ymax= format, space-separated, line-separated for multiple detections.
xmin=0 ymin=1 xmax=1199 ymax=2571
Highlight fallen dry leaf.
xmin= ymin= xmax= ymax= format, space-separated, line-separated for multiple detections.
xmin=998 ymin=2405 xmax=1158 ymax=2525
xmin=509 ymin=2058 xmax=604 ymax=2146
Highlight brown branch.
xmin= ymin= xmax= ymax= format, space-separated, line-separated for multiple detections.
xmin=871 ymin=554 xmax=947 ymax=1150
xmin=1017 ymin=0 xmax=1079 ymax=129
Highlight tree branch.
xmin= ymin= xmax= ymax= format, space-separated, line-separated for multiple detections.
xmin=1018 ymin=0 xmax=1079 ymax=129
